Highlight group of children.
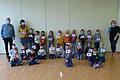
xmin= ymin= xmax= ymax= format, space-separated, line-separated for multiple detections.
xmin=9 ymin=29 xmax=106 ymax=69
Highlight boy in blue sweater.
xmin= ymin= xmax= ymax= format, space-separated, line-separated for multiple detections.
xmin=94 ymin=29 xmax=101 ymax=50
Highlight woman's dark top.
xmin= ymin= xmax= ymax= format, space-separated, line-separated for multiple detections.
xmin=109 ymin=26 xmax=120 ymax=39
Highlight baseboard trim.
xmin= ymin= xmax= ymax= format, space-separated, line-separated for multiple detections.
xmin=0 ymin=53 xmax=5 ymax=55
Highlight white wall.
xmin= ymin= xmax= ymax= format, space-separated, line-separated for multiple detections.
xmin=118 ymin=0 xmax=120 ymax=51
xmin=0 ymin=0 xmax=119 ymax=53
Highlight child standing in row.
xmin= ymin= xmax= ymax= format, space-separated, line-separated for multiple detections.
xmin=78 ymin=29 xmax=86 ymax=51
xmin=86 ymin=30 xmax=92 ymax=45
xmin=64 ymin=31 xmax=70 ymax=50
xmin=18 ymin=20 xmax=29 ymax=47
xmin=70 ymin=30 xmax=77 ymax=52
xmin=34 ymin=31 xmax=40 ymax=50
xmin=40 ymin=31 xmax=47 ymax=49
xmin=48 ymin=31 xmax=54 ymax=48
xmin=28 ymin=28 xmax=34 ymax=48
xmin=94 ymin=29 xmax=101 ymax=50
xmin=56 ymin=30 xmax=64 ymax=46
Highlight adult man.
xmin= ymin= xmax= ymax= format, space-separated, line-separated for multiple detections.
xmin=1 ymin=17 xmax=15 ymax=61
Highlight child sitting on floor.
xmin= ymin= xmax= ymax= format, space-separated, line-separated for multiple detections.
xmin=56 ymin=44 xmax=64 ymax=58
xmin=85 ymin=43 xmax=93 ymax=60
xmin=76 ymin=43 xmax=83 ymax=60
xmin=20 ymin=45 xmax=28 ymax=60
xmin=9 ymin=44 xmax=23 ymax=67
xmin=88 ymin=48 xmax=102 ymax=69
xmin=37 ymin=45 xmax=47 ymax=59
xmin=97 ymin=43 xmax=106 ymax=62
xmin=32 ymin=43 xmax=38 ymax=54
xmin=28 ymin=48 xmax=38 ymax=65
xmin=49 ymin=44 xmax=56 ymax=59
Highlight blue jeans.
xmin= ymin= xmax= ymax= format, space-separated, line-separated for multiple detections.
xmin=21 ymin=53 xmax=27 ymax=60
xmin=76 ymin=52 xmax=83 ymax=60
xmin=72 ymin=42 xmax=76 ymax=51
xmin=20 ymin=38 xmax=28 ymax=47
xmin=89 ymin=57 xmax=102 ymax=66
xmin=49 ymin=54 xmax=56 ymax=59
xmin=10 ymin=59 xmax=22 ymax=66
xmin=65 ymin=59 xmax=73 ymax=67
xmin=37 ymin=55 xmax=47 ymax=59
xmin=56 ymin=51 xmax=63 ymax=58
xmin=28 ymin=59 xmax=38 ymax=65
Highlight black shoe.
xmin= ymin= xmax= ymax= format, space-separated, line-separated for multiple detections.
xmin=6 ymin=56 xmax=10 ymax=62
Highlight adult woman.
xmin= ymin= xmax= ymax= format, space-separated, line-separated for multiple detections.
xmin=108 ymin=20 xmax=120 ymax=55
xmin=18 ymin=19 xmax=29 ymax=47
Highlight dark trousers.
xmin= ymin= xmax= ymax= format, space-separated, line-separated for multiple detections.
xmin=110 ymin=36 xmax=119 ymax=53
xmin=76 ymin=52 xmax=83 ymax=60
xmin=35 ymin=43 xmax=40 ymax=52
xmin=94 ymin=42 xmax=100 ymax=50
xmin=81 ymin=43 xmax=85 ymax=52
xmin=3 ymin=37 xmax=13 ymax=57
xmin=65 ymin=59 xmax=73 ymax=67
xmin=28 ymin=42 xmax=34 ymax=49
xmin=49 ymin=54 xmax=56 ymax=59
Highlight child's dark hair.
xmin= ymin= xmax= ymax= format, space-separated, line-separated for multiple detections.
xmin=12 ymin=44 xmax=16 ymax=46
xmin=30 ymin=28 xmax=34 ymax=31
xmin=49 ymin=30 xmax=53 ymax=35
xmin=72 ymin=29 xmax=76 ymax=32
xmin=36 ymin=31 xmax=40 ymax=34
xmin=20 ymin=19 xmax=25 ymax=24
xmin=93 ymin=47 xmax=97 ymax=51
xmin=58 ymin=30 xmax=61 ymax=33
xmin=56 ymin=44 xmax=60 ymax=47
xmin=41 ymin=31 xmax=45 ymax=34
xmin=96 ymin=29 xmax=100 ymax=32
xmin=87 ymin=30 xmax=91 ymax=33
xmin=81 ymin=29 xmax=84 ymax=32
